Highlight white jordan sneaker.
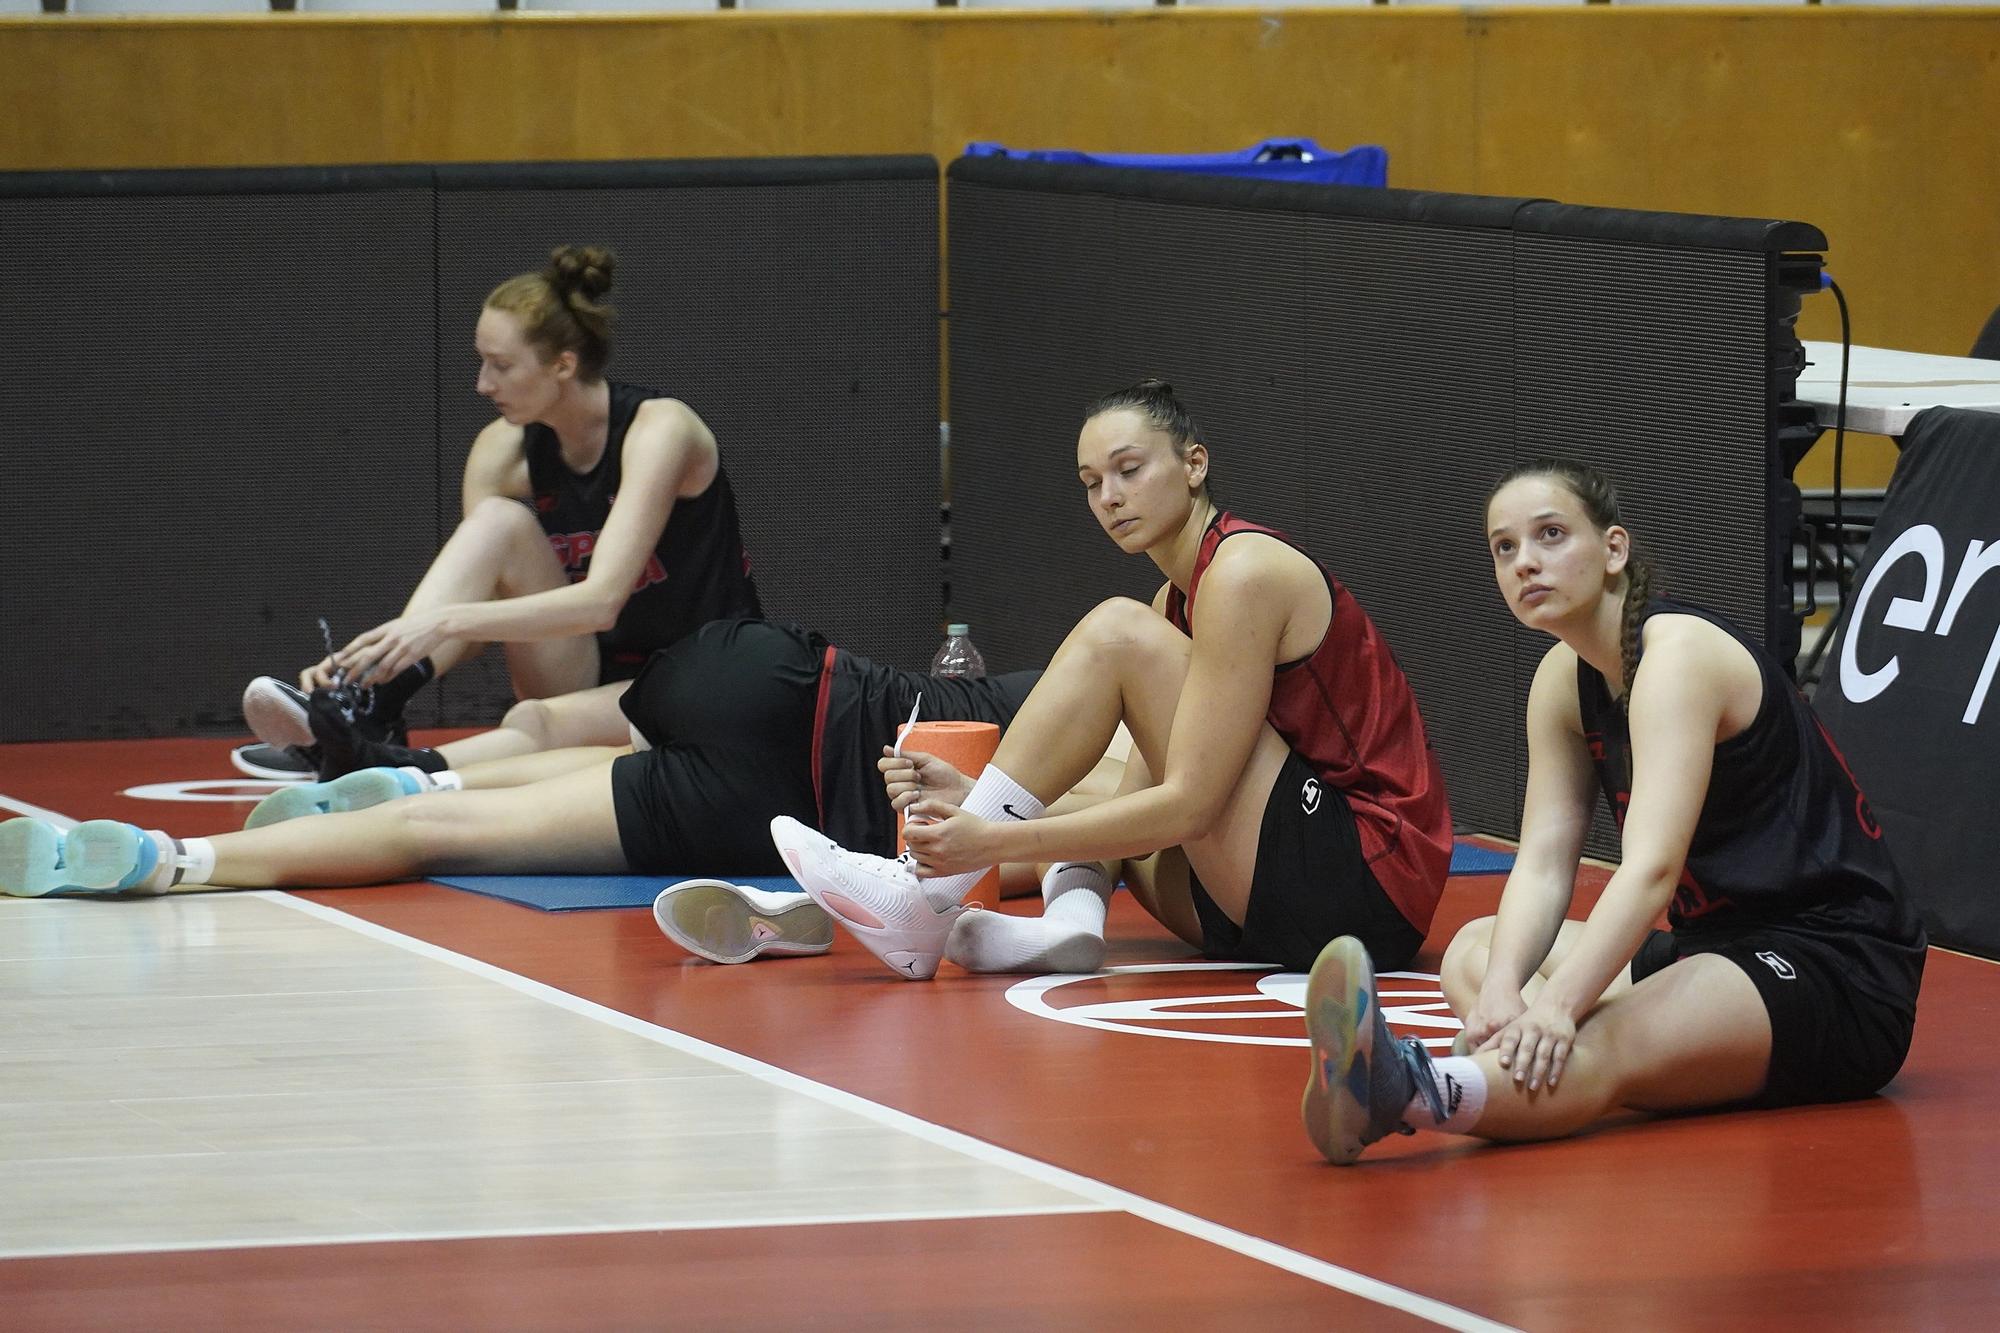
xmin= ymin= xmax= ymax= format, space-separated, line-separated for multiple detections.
xmin=767 ymin=816 xmax=963 ymax=980
xmin=652 ymin=878 xmax=833 ymax=964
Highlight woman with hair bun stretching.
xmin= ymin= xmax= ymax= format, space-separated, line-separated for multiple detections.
xmin=236 ymin=244 xmax=761 ymax=780
xmin=1301 ymin=459 xmax=1926 ymax=1166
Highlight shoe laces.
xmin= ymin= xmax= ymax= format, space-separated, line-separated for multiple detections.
xmin=317 ymin=616 xmax=376 ymax=722
xmin=1396 ymin=1035 xmax=1448 ymax=1128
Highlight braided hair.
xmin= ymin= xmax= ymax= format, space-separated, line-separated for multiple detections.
xmin=484 ymin=243 xmax=618 ymax=380
xmin=1490 ymin=458 xmax=1656 ymax=704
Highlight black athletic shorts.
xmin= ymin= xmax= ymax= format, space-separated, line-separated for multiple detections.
xmin=608 ymin=620 xmax=822 ymax=874
xmin=1189 ymin=750 xmax=1425 ymax=973
xmin=1630 ymin=924 xmax=1920 ymax=1107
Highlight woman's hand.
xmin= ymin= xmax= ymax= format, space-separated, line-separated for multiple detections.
xmin=298 ymin=657 xmax=344 ymax=692
xmin=336 ymin=610 xmax=453 ymax=686
xmin=1489 ymin=995 xmax=1579 ymax=1092
xmin=901 ymin=803 xmax=1001 ymax=877
xmin=878 ymin=747 xmax=973 ymax=814
xmin=1457 ymin=984 xmax=1528 ymax=1058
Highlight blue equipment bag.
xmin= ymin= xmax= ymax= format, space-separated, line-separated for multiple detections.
xmin=962 ymin=138 xmax=1387 ymax=188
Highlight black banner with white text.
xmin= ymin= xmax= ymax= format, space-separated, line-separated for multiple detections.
xmin=1816 ymin=407 xmax=2000 ymax=958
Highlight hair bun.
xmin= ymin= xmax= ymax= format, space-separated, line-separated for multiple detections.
xmin=547 ymin=244 xmax=617 ymax=303
xmin=1135 ymin=376 xmax=1175 ymax=397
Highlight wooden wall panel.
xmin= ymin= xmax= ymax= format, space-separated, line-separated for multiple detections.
xmin=3 ymin=10 xmax=1995 ymax=488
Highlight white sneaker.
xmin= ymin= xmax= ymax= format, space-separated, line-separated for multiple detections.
xmin=242 ymin=676 xmax=314 ymax=748
xmin=768 ymin=816 xmax=963 ymax=980
xmin=652 ymin=878 xmax=833 ymax=964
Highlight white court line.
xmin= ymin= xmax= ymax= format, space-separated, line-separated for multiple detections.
xmin=0 ymin=792 xmax=79 ymax=830
xmin=259 ymin=889 xmax=1515 ymax=1333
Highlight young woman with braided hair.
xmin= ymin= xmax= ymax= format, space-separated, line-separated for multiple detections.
xmin=235 ymin=243 xmax=761 ymax=780
xmin=1300 ymin=459 xmax=1927 ymax=1165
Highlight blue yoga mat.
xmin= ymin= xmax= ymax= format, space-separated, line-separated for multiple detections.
xmin=432 ymin=841 xmax=1514 ymax=912
xmin=432 ymin=874 xmax=804 ymax=912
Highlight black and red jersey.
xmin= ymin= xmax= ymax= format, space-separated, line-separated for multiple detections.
xmin=524 ymin=381 xmax=761 ymax=672
xmin=1577 ymin=599 xmax=1925 ymax=1009
xmin=1166 ymin=512 xmax=1453 ymax=934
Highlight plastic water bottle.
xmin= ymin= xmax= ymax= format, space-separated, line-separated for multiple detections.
xmin=930 ymin=623 xmax=987 ymax=679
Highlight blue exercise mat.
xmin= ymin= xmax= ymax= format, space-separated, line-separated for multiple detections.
xmin=431 ymin=841 xmax=1512 ymax=912
xmin=432 ymin=874 xmax=803 ymax=912
xmin=1448 ymin=841 xmax=1516 ymax=876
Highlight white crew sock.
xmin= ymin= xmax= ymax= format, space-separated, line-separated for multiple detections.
xmin=400 ymin=766 xmax=464 ymax=792
xmin=945 ymin=861 xmax=1112 ymax=974
xmin=1406 ymin=1055 xmax=1488 ymax=1135
xmin=918 ymin=763 xmax=1044 ymax=911
xmin=139 ymin=832 xmax=217 ymax=893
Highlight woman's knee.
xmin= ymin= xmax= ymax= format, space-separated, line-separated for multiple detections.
xmin=1441 ymin=916 xmax=1498 ymax=1002
xmin=462 ymin=494 xmax=542 ymax=539
xmin=1077 ymin=597 xmax=1184 ymax=663
xmin=498 ymin=696 xmax=555 ymax=747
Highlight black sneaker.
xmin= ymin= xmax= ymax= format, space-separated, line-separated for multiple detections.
xmin=307 ymin=688 xmax=432 ymax=780
xmin=243 ymin=674 xmax=409 ymax=751
xmin=231 ymin=743 xmax=320 ymax=781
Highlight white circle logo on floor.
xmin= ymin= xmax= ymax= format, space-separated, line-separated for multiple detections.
xmin=1005 ymin=962 xmax=1462 ymax=1049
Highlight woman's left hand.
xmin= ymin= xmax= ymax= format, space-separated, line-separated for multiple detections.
xmin=336 ymin=610 xmax=452 ymax=686
xmin=901 ymin=803 xmax=1001 ymax=877
xmin=1490 ymin=997 xmax=1578 ymax=1092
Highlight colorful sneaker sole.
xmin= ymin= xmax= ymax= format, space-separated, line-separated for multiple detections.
xmin=0 ymin=818 xmax=155 ymax=898
xmin=1301 ymin=935 xmax=1380 ymax=1166
xmin=652 ymin=879 xmax=833 ymax=965
xmin=244 ymin=768 xmax=421 ymax=831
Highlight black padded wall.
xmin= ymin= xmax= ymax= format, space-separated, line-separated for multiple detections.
xmin=946 ymin=159 xmax=1823 ymax=852
xmin=0 ymin=157 xmax=939 ymax=742
xmin=0 ymin=173 xmax=437 ymax=740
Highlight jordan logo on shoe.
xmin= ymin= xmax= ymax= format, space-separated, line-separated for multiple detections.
xmin=1001 ymin=803 xmax=1030 ymax=821
xmin=900 ymin=957 xmax=921 ymax=976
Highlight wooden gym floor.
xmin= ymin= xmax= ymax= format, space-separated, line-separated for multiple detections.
xmin=3 ymin=737 xmax=1997 ymax=1331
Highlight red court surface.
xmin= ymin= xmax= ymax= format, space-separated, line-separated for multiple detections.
xmin=5 ymin=737 xmax=1999 ymax=1330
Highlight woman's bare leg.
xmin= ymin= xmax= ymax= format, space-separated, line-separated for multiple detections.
xmin=180 ymin=761 xmax=626 ymax=890
xmin=982 ymin=597 xmax=1288 ymax=919
xmin=455 ymin=746 xmax=629 ymax=791
xmin=398 ymin=495 xmax=599 ymax=697
xmin=434 ymin=683 xmax=634 ymax=769
xmin=1454 ymin=956 xmax=1772 ymax=1141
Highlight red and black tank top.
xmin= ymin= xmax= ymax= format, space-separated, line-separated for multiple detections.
xmin=1166 ymin=512 xmax=1452 ymax=933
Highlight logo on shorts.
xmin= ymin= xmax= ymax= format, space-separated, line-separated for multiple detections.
xmin=1300 ymin=778 xmax=1321 ymax=814
xmin=1756 ymin=950 xmax=1797 ymax=981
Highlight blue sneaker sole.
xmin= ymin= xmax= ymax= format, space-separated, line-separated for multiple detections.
xmin=244 ymin=768 xmax=421 ymax=831
xmin=0 ymin=819 xmax=155 ymax=897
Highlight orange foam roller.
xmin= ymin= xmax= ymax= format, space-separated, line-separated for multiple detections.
xmin=895 ymin=719 xmax=1003 ymax=909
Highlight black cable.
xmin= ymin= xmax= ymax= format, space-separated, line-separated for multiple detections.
xmin=1799 ymin=275 xmax=1856 ymax=689
xmin=1829 ymin=277 xmax=1852 ymax=627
